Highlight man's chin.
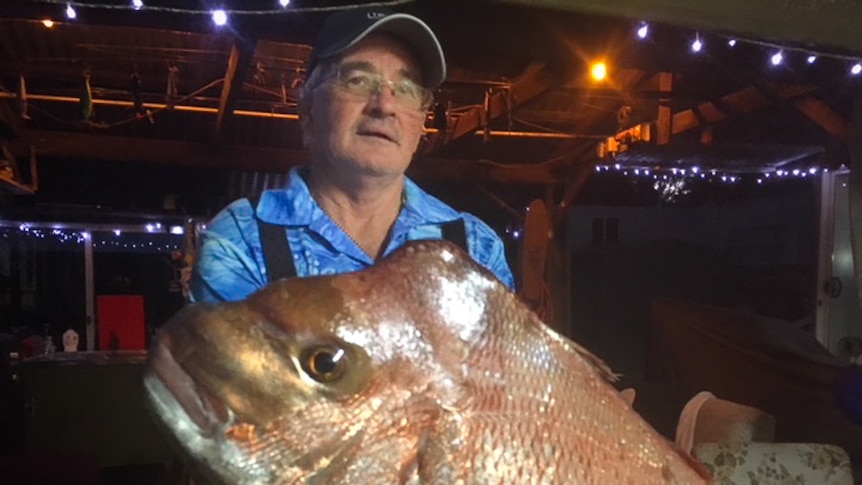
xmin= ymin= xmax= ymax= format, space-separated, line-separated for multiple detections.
xmin=343 ymin=155 xmax=412 ymax=178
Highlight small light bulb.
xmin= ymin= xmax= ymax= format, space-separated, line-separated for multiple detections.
xmin=41 ymin=19 xmax=55 ymax=28
xmin=851 ymin=63 xmax=862 ymax=75
xmin=212 ymin=9 xmax=227 ymax=26
xmin=807 ymin=55 xmax=817 ymax=64
xmin=770 ymin=51 xmax=783 ymax=66
xmin=691 ymin=37 xmax=703 ymax=53
xmin=727 ymin=39 xmax=737 ymax=47
xmin=637 ymin=23 xmax=648 ymax=39
xmin=279 ymin=0 xmax=290 ymax=6
xmin=66 ymin=3 xmax=77 ymax=19
xmin=132 ymin=0 xmax=143 ymax=9
xmin=590 ymin=61 xmax=607 ymax=81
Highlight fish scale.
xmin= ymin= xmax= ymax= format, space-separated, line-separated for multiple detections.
xmin=144 ymin=240 xmax=712 ymax=484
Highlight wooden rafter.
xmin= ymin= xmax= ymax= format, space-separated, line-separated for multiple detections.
xmin=421 ymin=62 xmax=558 ymax=155
xmin=791 ymin=97 xmax=849 ymax=140
xmin=213 ymin=37 xmax=259 ymax=144
xmin=13 ymin=128 xmax=583 ymax=185
xmin=0 ymin=96 xmax=25 ymax=141
xmin=14 ymin=130 xmax=305 ymax=173
xmin=669 ymin=84 xmax=816 ymax=136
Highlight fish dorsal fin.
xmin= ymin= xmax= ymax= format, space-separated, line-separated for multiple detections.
xmin=563 ymin=332 xmax=620 ymax=383
xmin=618 ymin=388 xmax=637 ymax=407
xmin=525 ymin=309 xmax=619 ymax=384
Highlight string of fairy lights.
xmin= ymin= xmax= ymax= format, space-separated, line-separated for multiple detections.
xmin=633 ymin=21 xmax=862 ymax=76
xmin=32 ymin=0 xmax=414 ymax=25
xmin=19 ymin=0 xmax=862 ymax=197
xmin=1 ymin=223 xmax=188 ymax=252
xmin=593 ymin=163 xmax=837 ymax=185
xmin=597 ymin=20 xmax=860 ymax=189
xmin=32 ymin=1 xmax=862 ymax=70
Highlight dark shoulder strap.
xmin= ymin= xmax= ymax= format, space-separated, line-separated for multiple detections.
xmin=441 ymin=219 xmax=468 ymax=252
xmin=250 ymin=194 xmax=297 ymax=282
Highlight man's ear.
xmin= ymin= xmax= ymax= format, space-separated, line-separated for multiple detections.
xmin=299 ymin=99 xmax=313 ymax=147
xmin=300 ymin=115 xmax=312 ymax=147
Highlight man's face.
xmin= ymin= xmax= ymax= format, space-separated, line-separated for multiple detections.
xmin=304 ymin=34 xmax=428 ymax=179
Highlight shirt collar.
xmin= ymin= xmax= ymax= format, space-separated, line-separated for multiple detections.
xmin=399 ymin=177 xmax=461 ymax=225
xmin=255 ymin=167 xmax=323 ymax=226
xmin=256 ymin=166 xmax=461 ymax=226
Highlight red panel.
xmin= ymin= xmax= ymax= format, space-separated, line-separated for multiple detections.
xmin=97 ymin=295 xmax=146 ymax=350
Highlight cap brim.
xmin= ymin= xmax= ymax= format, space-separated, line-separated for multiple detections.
xmin=317 ymin=14 xmax=447 ymax=88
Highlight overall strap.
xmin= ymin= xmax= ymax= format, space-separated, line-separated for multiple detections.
xmin=441 ymin=219 xmax=468 ymax=252
xmin=253 ymin=193 xmax=466 ymax=281
xmin=250 ymin=195 xmax=297 ymax=282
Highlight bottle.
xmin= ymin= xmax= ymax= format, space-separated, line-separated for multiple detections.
xmin=43 ymin=336 xmax=56 ymax=355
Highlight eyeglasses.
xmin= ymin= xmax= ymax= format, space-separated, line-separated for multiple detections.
xmin=329 ymin=67 xmax=433 ymax=112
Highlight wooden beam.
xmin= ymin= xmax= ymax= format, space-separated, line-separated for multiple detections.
xmin=0 ymin=177 xmax=34 ymax=195
xmin=561 ymin=68 xmax=646 ymax=91
xmin=549 ymin=69 xmax=648 ymax=164
xmin=14 ymin=130 xmax=306 ymax=173
xmin=408 ymin=156 xmax=564 ymax=185
xmin=792 ymin=97 xmax=849 ymax=140
xmin=213 ymin=37 xmax=259 ymax=144
xmin=423 ymin=63 xmax=557 ymax=155
xmin=0 ymin=95 xmax=25 ymax=141
xmin=656 ymin=72 xmax=672 ymax=145
xmin=12 ymin=129 xmax=570 ymax=185
xmin=670 ymin=84 xmax=817 ymax=135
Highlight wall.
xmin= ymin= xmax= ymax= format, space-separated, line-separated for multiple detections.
xmin=566 ymin=185 xmax=818 ymax=378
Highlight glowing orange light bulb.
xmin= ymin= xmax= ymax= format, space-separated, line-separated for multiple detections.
xmin=591 ymin=62 xmax=607 ymax=82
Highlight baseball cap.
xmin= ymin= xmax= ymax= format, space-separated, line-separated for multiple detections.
xmin=307 ymin=7 xmax=447 ymax=88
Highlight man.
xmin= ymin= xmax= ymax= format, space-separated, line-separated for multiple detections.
xmin=190 ymin=7 xmax=513 ymax=302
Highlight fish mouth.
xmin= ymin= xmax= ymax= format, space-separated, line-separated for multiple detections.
xmin=144 ymin=336 xmax=231 ymax=436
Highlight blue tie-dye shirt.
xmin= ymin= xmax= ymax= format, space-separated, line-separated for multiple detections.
xmin=190 ymin=167 xmax=514 ymax=302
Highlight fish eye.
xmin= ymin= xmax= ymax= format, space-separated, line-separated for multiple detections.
xmin=299 ymin=344 xmax=348 ymax=383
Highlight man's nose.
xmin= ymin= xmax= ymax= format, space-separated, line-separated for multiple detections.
xmin=365 ymin=82 xmax=399 ymax=114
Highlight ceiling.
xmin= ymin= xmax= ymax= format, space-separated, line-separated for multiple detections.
xmin=0 ymin=0 xmax=860 ymax=217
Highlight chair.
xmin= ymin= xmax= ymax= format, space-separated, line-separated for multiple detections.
xmin=676 ymin=391 xmax=854 ymax=484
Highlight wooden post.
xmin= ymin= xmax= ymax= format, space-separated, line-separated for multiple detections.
xmin=657 ymin=72 xmax=673 ymax=145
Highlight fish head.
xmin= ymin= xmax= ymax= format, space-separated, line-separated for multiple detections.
xmin=144 ymin=241 xmax=499 ymax=484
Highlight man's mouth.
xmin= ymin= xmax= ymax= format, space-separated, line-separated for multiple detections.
xmin=357 ymin=128 xmax=397 ymax=144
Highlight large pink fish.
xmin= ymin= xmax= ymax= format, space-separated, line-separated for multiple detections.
xmin=144 ymin=240 xmax=712 ymax=484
